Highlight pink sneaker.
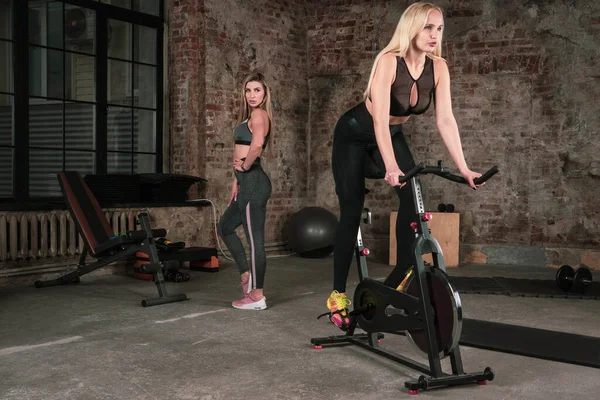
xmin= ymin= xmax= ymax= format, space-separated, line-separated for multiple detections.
xmin=232 ymin=293 xmax=267 ymax=310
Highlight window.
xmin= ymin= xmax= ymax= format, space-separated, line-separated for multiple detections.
xmin=0 ymin=0 xmax=14 ymax=198
xmin=107 ymin=17 xmax=158 ymax=174
xmin=29 ymin=1 xmax=97 ymax=197
xmin=0 ymin=0 xmax=164 ymax=206
xmin=103 ymin=0 xmax=161 ymax=17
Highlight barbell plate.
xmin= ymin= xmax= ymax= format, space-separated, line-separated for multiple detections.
xmin=572 ymin=267 xmax=593 ymax=294
xmin=556 ymin=265 xmax=575 ymax=292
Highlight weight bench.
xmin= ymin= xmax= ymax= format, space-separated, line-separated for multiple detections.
xmin=34 ymin=171 xmax=188 ymax=307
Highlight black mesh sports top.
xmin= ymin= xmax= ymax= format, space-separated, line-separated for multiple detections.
xmin=389 ymin=56 xmax=435 ymax=117
xmin=233 ymin=119 xmax=268 ymax=149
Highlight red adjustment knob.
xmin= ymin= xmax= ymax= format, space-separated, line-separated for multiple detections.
xmin=361 ymin=248 xmax=370 ymax=256
xmin=422 ymin=213 xmax=433 ymax=222
xmin=410 ymin=222 xmax=418 ymax=230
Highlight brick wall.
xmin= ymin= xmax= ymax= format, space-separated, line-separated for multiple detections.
xmin=168 ymin=0 xmax=206 ymax=179
xmin=168 ymin=0 xmax=311 ymax=249
xmin=167 ymin=0 xmax=599 ymax=268
xmin=306 ymin=0 xmax=600 ymax=267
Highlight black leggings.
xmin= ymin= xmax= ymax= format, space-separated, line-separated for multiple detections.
xmin=332 ymin=102 xmax=418 ymax=292
xmin=218 ymin=162 xmax=272 ymax=289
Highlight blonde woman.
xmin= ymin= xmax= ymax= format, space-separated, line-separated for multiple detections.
xmin=325 ymin=3 xmax=484 ymax=329
xmin=218 ymin=73 xmax=273 ymax=310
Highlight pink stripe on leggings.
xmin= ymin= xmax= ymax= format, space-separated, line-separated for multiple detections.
xmin=245 ymin=202 xmax=256 ymax=289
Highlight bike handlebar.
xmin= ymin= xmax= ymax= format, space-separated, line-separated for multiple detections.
xmin=399 ymin=161 xmax=499 ymax=185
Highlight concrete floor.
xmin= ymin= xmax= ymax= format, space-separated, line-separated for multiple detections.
xmin=1 ymin=256 xmax=599 ymax=400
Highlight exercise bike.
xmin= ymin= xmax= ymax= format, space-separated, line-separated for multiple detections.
xmin=311 ymin=160 xmax=499 ymax=395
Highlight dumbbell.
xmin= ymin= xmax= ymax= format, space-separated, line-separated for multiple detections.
xmin=174 ymin=272 xmax=191 ymax=283
xmin=437 ymin=203 xmax=455 ymax=212
xmin=555 ymin=265 xmax=593 ymax=294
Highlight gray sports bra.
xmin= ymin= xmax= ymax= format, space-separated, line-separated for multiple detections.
xmin=233 ymin=119 xmax=268 ymax=149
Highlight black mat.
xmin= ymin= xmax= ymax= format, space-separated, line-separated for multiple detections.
xmin=460 ymin=319 xmax=600 ymax=369
xmin=494 ymin=277 xmax=600 ymax=299
xmin=448 ymin=276 xmax=508 ymax=295
xmin=447 ymin=276 xmax=600 ymax=300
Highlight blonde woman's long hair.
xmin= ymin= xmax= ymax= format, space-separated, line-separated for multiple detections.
xmin=363 ymin=2 xmax=445 ymax=100
xmin=237 ymin=72 xmax=273 ymax=141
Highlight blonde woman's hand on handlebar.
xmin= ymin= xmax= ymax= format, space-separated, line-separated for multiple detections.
xmin=460 ymin=168 xmax=484 ymax=189
xmin=385 ymin=165 xmax=406 ymax=188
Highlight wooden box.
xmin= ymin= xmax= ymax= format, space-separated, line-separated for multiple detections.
xmin=389 ymin=211 xmax=460 ymax=268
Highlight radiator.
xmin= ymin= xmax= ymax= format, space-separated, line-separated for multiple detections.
xmin=0 ymin=209 xmax=142 ymax=262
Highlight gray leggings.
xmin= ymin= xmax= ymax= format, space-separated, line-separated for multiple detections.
xmin=218 ymin=163 xmax=272 ymax=289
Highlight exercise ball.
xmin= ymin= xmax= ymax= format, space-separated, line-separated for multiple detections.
xmin=287 ymin=206 xmax=338 ymax=258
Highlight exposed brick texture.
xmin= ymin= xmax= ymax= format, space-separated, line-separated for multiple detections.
xmin=168 ymin=0 xmax=311 ymax=249
xmin=166 ymin=0 xmax=599 ymax=266
xmin=168 ymin=0 xmax=206 ymax=179
xmin=305 ymin=0 xmax=600 ymax=265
